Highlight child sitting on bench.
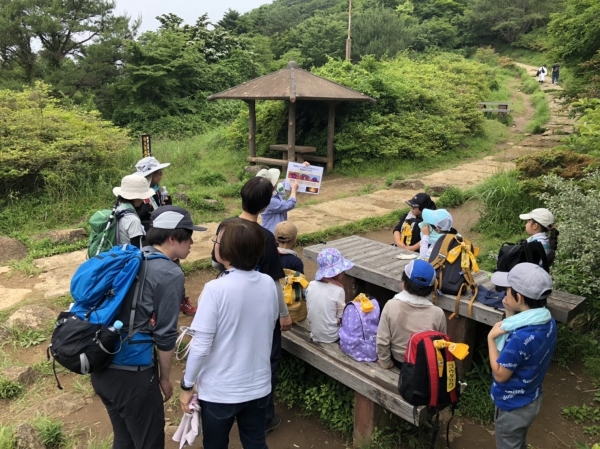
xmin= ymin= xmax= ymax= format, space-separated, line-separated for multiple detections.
xmin=306 ymin=248 xmax=354 ymax=343
xmin=377 ymin=260 xmax=446 ymax=369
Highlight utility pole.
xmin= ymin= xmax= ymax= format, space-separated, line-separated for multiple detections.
xmin=345 ymin=0 xmax=352 ymax=61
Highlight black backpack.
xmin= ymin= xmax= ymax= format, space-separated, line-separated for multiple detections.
xmin=496 ymin=240 xmax=551 ymax=273
xmin=428 ymin=234 xmax=480 ymax=319
xmin=399 ymin=330 xmax=462 ymax=449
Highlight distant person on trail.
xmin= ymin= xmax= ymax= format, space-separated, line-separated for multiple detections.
xmin=488 ymin=263 xmax=557 ymax=449
xmin=393 ymin=192 xmax=436 ymax=252
xmin=211 ymin=176 xmax=292 ymax=435
xmin=112 ymin=174 xmax=155 ymax=249
xmin=551 ymin=63 xmax=560 ymax=85
xmin=419 ymin=208 xmax=458 ymax=260
xmin=133 ymin=156 xmax=172 ymax=232
xmin=274 ymin=221 xmax=304 ymax=273
xmin=537 ymin=65 xmax=547 ymax=84
xmin=377 ymin=259 xmax=446 ymax=369
xmin=179 ymin=218 xmax=278 ymax=449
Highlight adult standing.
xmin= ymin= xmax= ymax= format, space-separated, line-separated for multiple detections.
xmin=180 ymin=218 xmax=279 ymax=449
xmin=551 ymin=62 xmax=560 ymax=85
xmin=133 ymin=156 xmax=172 ymax=232
xmin=537 ymin=65 xmax=547 ymax=84
xmin=91 ymin=206 xmax=205 ymax=449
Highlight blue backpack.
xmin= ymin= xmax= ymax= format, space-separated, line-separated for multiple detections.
xmin=47 ymin=245 xmax=168 ymax=389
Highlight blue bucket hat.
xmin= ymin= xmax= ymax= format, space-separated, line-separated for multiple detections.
xmin=422 ymin=208 xmax=453 ymax=232
xmin=315 ymin=248 xmax=354 ymax=281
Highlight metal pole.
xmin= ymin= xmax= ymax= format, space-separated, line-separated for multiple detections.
xmin=345 ymin=0 xmax=352 ymax=61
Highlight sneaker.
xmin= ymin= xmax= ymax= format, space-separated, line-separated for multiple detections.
xmin=180 ymin=296 xmax=197 ymax=315
xmin=265 ymin=413 xmax=282 ymax=434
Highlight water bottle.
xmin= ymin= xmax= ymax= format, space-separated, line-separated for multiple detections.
xmin=108 ymin=320 xmax=123 ymax=333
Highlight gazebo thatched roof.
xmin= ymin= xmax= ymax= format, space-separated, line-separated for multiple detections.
xmin=208 ymin=61 xmax=376 ymax=103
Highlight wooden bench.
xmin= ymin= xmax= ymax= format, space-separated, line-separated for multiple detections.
xmin=281 ymin=318 xmax=428 ymax=447
xmin=270 ymin=144 xmax=317 ymax=163
xmin=478 ymin=102 xmax=512 ymax=119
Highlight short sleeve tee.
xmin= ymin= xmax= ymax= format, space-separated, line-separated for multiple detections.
xmin=116 ymin=204 xmax=144 ymax=245
xmin=490 ymin=319 xmax=557 ymax=411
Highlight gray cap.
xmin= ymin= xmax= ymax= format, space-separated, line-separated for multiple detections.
xmin=151 ymin=206 xmax=207 ymax=232
xmin=491 ymin=262 xmax=553 ymax=300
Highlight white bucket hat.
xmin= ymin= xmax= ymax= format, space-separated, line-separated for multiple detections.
xmin=113 ymin=174 xmax=156 ymax=200
xmin=255 ymin=168 xmax=280 ymax=188
xmin=134 ymin=157 xmax=170 ymax=176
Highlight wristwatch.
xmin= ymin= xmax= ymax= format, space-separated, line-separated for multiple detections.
xmin=180 ymin=377 xmax=194 ymax=391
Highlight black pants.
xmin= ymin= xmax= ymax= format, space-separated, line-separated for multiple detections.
xmin=266 ymin=319 xmax=281 ymax=422
xmin=91 ymin=367 xmax=165 ymax=449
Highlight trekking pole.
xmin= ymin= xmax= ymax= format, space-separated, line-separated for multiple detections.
xmin=94 ymin=200 xmax=120 ymax=257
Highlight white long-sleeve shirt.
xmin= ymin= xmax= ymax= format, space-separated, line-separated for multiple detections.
xmin=183 ymin=269 xmax=278 ymax=403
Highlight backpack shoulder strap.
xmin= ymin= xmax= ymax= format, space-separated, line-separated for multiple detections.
xmin=429 ymin=234 xmax=456 ymax=269
xmin=422 ymin=337 xmax=439 ymax=409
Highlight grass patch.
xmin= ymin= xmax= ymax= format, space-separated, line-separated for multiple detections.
xmin=457 ymin=353 xmax=495 ymax=424
xmin=526 ymin=90 xmax=551 ymax=134
xmin=437 ymin=187 xmax=467 ymax=208
xmin=0 ymin=376 xmax=24 ymax=400
xmin=296 ymin=209 xmax=407 ymax=247
xmin=0 ymin=426 xmax=15 ymax=449
xmin=32 ymin=415 xmax=66 ymax=449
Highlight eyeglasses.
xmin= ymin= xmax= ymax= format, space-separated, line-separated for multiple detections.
xmin=211 ymin=237 xmax=220 ymax=245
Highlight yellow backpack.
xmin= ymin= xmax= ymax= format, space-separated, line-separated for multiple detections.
xmin=281 ymin=269 xmax=309 ymax=323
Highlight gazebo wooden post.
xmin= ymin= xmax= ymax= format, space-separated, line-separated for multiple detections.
xmin=327 ymin=102 xmax=337 ymax=171
xmin=246 ymin=100 xmax=257 ymax=159
xmin=288 ymin=100 xmax=296 ymax=162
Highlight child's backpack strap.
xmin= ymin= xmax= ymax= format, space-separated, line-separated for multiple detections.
xmin=429 ymin=234 xmax=456 ymax=303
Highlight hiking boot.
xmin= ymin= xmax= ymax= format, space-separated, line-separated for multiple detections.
xmin=265 ymin=413 xmax=282 ymax=434
xmin=180 ymin=296 xmax=197 ymax=315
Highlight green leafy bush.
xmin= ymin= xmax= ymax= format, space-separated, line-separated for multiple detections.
xmin=186 ymin=192 xmax=226 ymax=212
xmin=228 ymin=53 xmax=491 ymax=165
xmin=277 ymin=352 xmax=354 ymax=435
xmin=0 ymin=82 xmax=130 ymax=196
xmin=33 ymin=416 xmax=66 ymax=449
xmin=436 ymin=187 xmax=466 ymax=208
xmin=194 ymin=168 xmax=228 ymax=186
xmin=541 ymin=172 xmax=600 ymax=327
xmin=516 ymin=149 xmax=598 ymax=180
xmin=0 ymin=377 xmax=23 ymax=400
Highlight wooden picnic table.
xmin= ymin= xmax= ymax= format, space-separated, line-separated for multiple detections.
xmin=478 ymin=102 xmax=512 ymax=117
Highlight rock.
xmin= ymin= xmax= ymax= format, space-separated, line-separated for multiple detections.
xmin=204 ymin=199 xmax=220 ymax=205
xmin=390 ymin=179 xmax=425 ymax=190
xmin=29 ymin=392 xmax=92 ymax=419
xmin=0 ymin=237 xmax=28 ymax=264
xmin=177 ymin=184 xmax=188 ymax=190
xmin=35 ymin=228 xmax=86 ymax=244
xmin=428 ymin=184 xmax=450 ymax=196
xmin=0 ymin=366 xmax=36 ymax=385
xmin=243 ymin=165 xmax=266 ymax=175
xmin=173 ymin=192 xmax=190 ymax=205
xmin=0 ymin=285 xmax=32 ymax=312
xmin=0 ymin=326 xmax=10 ymax=344
xmin=6 ymin=305 xmax=56 ymax=331
xmin=0 ymin=266 xmax=11 ymax=274
xmin=14 ymin=423 xmax=44 ymax=449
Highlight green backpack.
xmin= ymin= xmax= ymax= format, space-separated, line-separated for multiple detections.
xmin=87 ymin=205 xmax=132 ymax=259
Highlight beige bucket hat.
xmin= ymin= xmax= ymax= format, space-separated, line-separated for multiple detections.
xmin=255 ymin=168 xmax=280 ymax=188
xmin=113 ymin=174 xmax=156 ymax=200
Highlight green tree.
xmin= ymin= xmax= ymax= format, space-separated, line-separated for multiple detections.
xmin=292 ymin=13 xmax=346 ymax=67
xmin=466 ymin=0 xmax=557 ymax=44
xmin=351 ymin=8 xmax=418 ymax=60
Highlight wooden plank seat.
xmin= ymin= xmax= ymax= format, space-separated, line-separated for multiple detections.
xmin=480 ymin=108 xmax=513 ymax=113
xmin=303 ymin=236 xmax=586 ymax=326
xmin=246 ymin=156 xmax=290 ymax=167
xmin=281 ymin=318 xmax=428 ymax=446
xmin=270 ymin=144 xmax=317 ymax=163
xmin=478 ymin=102 xmax=512 ymax=106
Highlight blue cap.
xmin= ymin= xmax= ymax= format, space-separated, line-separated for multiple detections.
xmin=404 ymin=260 xmax=436 ymax=287
xmin=422 ymin=208 xmax=453 ymax=232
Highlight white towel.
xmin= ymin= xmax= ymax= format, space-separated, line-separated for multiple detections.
xmin=173 ymin=394 xmax=201 ymax=448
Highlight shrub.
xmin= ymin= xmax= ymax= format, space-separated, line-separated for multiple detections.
xmin=473 ymin=171 xmax=543 ymax=237
xmin=541 ymin=171 xmax=600 ymax=328
xmin=516 ymin=149 xmax=598 ymax=180
xmin=194 ymin=168 xmax=228 ymax=186
xmin=0 ymin=377 xmax=23 ymax=400
xmin=0 ymin=82 xmax=130 ymax=196
xmin=186 ymin=192 xmax=226 ymax=212
xmin=436 ymin=186 xmax=466 ymax=208
xmin=32 ymin=416 xmax=66 ymax=449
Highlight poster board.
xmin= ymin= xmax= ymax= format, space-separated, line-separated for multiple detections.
xmin=284 ymin=162 xmax=324 ymax=195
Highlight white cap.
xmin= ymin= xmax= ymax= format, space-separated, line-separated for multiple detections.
xmin=520 ymin=208 xmax=554 ymax=228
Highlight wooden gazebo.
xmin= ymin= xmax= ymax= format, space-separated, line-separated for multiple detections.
xmin=208 ymin=61 xmax=376 ymax=170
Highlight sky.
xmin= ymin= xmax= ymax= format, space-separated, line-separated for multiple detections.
xmin=114 ymin=0 xmax=274 ymax=33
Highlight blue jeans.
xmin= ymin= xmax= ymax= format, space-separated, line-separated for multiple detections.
xmin=552 ymin=74 xmax=559 ymax=84
xmin=200 ymin=395 xmax=269 ymax=449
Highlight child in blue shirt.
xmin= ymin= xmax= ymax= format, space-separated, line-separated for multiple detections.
xmin=488 ymin=262 xmax=557 ymax=449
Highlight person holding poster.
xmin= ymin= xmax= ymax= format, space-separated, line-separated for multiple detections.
xmin=256 ymin=167 xmax=301 ymax=234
